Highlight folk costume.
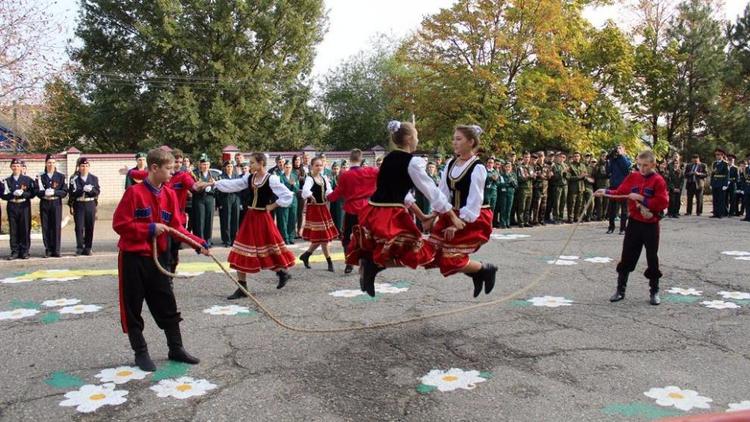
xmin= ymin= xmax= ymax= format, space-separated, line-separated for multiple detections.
xmin=299 ymin=173 xmax=339 ymax=272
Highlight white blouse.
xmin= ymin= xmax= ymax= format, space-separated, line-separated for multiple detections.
xmin=406 ymin=156 xmax=451 ymax=213
xmin=301 ymin=175 xmax=333 ymax=201
xmin=214 ymin=173 xmax=293 ymax=207
xmin=439 ymin=157 xmax=487 ymax=223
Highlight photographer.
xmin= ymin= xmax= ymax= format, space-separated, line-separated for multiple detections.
xmin=605 ymin=145 xmax=632 ymax=234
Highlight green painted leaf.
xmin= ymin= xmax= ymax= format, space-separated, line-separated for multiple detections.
xmin=45 ymin=371 xmax=85 ymax=389
xmin=151 ymin=361 xmax=190 ymax=382
xmin=478 ymin=371 xmax=493 ymax=379
xmin=9 ymin=300 xmax=41 ymax=309
xmin=40 ymin=312 xmax=61 ymax=324
xmin=390 ymin=281 xmax=412 ymax=289
xmin=734 ymin=299 xmax=750 ymax=305
xmin=416 ymin=383 xmax=437 ymax=394
xmin=601 ymin=403 xmax=682 ymax=419
xmin=355 ymin=294 xmax=381 ymax=302
xmin=510 ymin=300 xmax=532 ymax=307
xmin=663 ymin=295 xmax=701 ymax=303
xmin=237 ymin=310 xmax=258 ymax=317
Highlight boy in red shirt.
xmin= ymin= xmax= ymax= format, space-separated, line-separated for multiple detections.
xmin=595 ymin=150 xmax=668 ymax=306
xmin=113 ymin=149 xmax=211 ymax=371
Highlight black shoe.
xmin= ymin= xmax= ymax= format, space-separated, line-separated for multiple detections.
xmin=618 ymin=230 xmax=625 ymax=235
xmin=128 ymin=330 xmax=157 ymax=371
xmin=276 ymin=271 xmax=291 ymax=289
xmin=606 ymin=228 xmax=614 ymax=234
xmin=165 ymin=326 xmax=200 ymax=364
xmin=227 ymin=281 xmax=248 ymax=300
xmin=361 ymin=258 xmax=381 ymax=297
xmin=299 ymin=251 xmax=311 ymax=269
xmin=609 ymin=291 xmax=625 ymax=302
xmin=650 ymin=293 xmax=661 ymax=305
xmin=470 ymin=273 xmax=483 ymax=298
xmin=483 ymin=263 xmax=498 ymax=295
xmin=82 ymin=249 xmax=91 ymax=256
xmin=134 ymin=351 xmax=157 ymax=372
xmin=6 ymin=253 xmax=18 ymax=261
xmin=75 ymin=248 xmax=83 ymax=256
xmin=326 ymin=257 xmax=334 ymax=273
xmin=44 ymin=251 xmax=50 ymax=258
xmin=52 ymin=253 xmax=62 ymax=258
xmin=20 ymin=253 xmax=29 ymax=259
xmin=344 ymin=264 xmax=353 ymax=274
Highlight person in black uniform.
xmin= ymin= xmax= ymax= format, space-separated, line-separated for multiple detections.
xmin=727 ymin=154 xmax=739 ymax=216
xmin=36 ymin=154 xmax=68 ymax=257
xmin=69 ymin=157 xmax=100 ymax=255
xmin=2 ymin=158 xmax=35 ymax=259
xmin=710 ymin=148 xmax=729 ymax=218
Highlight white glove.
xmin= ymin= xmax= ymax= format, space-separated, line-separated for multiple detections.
xmin=13 ymin=189 xmax=23 ymax=197
xmin=722 ymin=186 xmax=728 ymax=191
xmin=205 ymin=186 xmax=212 ymax=193
xmin=45 ymin=188 xmax=54 ymax=197
xmin=83 ymin=184 xmax=93 ymax=192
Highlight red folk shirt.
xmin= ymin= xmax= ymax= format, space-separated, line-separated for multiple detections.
xmin=326 ymin=165 xmax=379 ymax=215
xmin=605 ymin=171 xmax=668 ymax=224
xmin=113 ymin=179 xmax=207 ymax=256
xmin=128 ymin=169 xmax=195 ymax=217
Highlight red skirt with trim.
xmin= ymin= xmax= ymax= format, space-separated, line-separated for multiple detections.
xmin=229 ymin=209 xmax=296 ymax=274
xmin=302 ymin=203 xmax=339 ymax=243
xmin=426 ymin=208 xmax=493 ymax=276
xmin=346 ymin=205 xmax=435 ymax=269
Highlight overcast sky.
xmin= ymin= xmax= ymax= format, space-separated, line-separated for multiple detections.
xmin=48 ymin=0 xmax=750 ymax=79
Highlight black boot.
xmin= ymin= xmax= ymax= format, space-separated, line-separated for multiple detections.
xmin=469 ymin=272 xmax=483 ymax=298
xmin=277 ymin=271 xmax=291 ymax=289
xmin=344 ymin=264 xmax=353 ymax=274
xmin=326 ymin=257 xmax=335 ymax=272
xmin=227 ymin=281 xmax=249 ymax=300
xmin=128 ymin=330 xmax=156 ymax=372
xmin=360 ymin=257 xmax=382 ymax=297
xmin=482 ymin=263 xmax=498 ymax=295
xmin=165 ymin=326 xmax=200 ymax=364
xmin=610 ymin=272 xmax=628 ymax=302
xmin=649 ymin=279 xmax=660 ymax=305
xmin=299 ymin=251 xmax=312 ymax=269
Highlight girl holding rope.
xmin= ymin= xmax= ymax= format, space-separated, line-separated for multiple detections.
xmin=212 ymin=153 xmax=296 ymax=300
xmin=298 ymin=156 xmax=339 ymax=272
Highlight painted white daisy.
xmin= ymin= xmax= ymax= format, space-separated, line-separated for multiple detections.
xmin=667 ymin=287 xmax=703 ymax=296
xmin=527 ymin=296 xmax=573 ymax=308
xmin=41 ymin=298 xmax=81 ymax=308
xmin=58 ymin=304 xmax=102 ymax=314
xmin=202 ymin=305 xmax=252 ymax=316
xmin=95 ymin=366 xmax=149 ymax=384
xmin=701 ymin=300 xmax=740 ymax=310
xmin=150 ymin=377 xmax=217 ymax=399
xmin=420 ymin=368 xmax=487 ymax=392
xmin=0 ymin=277 xmax=32 ymax=284
xmin=0 ymin=308 xmax=40 ymax=320
xmin=59 ymin=383 xmax=128 ymax=413
xmin=718 ymin=291 xmax=750 ymax=300
xmin=374 ymin=283 xmax=408 ymax=294
xmin=736 ymin=257 xmax=750 ymax=261
xmin=558 ymin=255 xmax=579 ymax=260
xmin=583 ymin=257 xmax=613 ymax=263
xmin=727 ymin=401 xmax=750 ymax=412
xmin=176 ymin=271 xmax=204 ymax=277
xmin=491 ymin=233 xmax=531 ymax=240
xmin=721 ymin=251 xmax=750 ymax=256
xmin=644 ymin=386 xmax=712 ymax=411
xmin=546 ymin=259 xmax=577 ymax=266
xmin=42 ymin=276 xmax=82 ymax=282
xmin=329 ymin=289 xmax=365 ymax=298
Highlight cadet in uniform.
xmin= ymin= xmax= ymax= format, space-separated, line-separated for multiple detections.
xmin=530 ymin=152 xmax=550 ymax=226
xmin=217 ymin=161 xmax=241 ymax=247
xmin=192 ymin=154 xmax=216 ymax=245
xmin=125 ymin=152 xmax=147 ymax=189
xmin=497 ymin=160 xmax=517 ymax=229
xmin=484 ymin=157 xmax=499 ymax=225
xmin=582 ymin=154 xmax=596 ymax=222
xmin=277 ymin=159 xmax=299 ymax=245
xmin=514 ymin=152 xmax=533 ymax=228
xmin=593 ymin=151 xmax=610 ymax=220
xmin=727 ymin=154 xmax=739 ymax=216
xmin=710 ymin=148 xmax=729 ymax=218
xmin=666 ymin=158 xmax=684 ymax=218
xmin=37 ymin=154 xmax=68 ymax=257
xmin=566 ymin=152 xmax=586 ymax=223
xmin=69 ymin=157 xmax=100 ymax=255
xmin=329 ymin=161 xmax=343 ymax=233
xmin=2 ymin=158 xmax=34 ymax=259
xmin=550 ymin=152 xmax=568 ymax=224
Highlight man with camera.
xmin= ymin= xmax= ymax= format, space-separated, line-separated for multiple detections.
xmin=605 ymin=145 xmax=632 ymax=234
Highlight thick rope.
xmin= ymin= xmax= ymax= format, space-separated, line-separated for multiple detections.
xmin=153 ymin=195 xmax=596 ymax=333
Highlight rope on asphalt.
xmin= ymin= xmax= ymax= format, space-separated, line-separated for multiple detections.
xmin=153 ymin=196 xmax=596 ymax=334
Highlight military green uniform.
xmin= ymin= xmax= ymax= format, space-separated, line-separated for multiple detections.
xmin=593 ymin=161 xmax=609 ymax=220
xmin=550 ymin=162 xmax=569 ymax=222
xmin=514 ymin=163 xmax=534 ymax=227
xmin=216 ymin=171 xmax=241 ymax=247
xmin=582 ymin=164 xmax=595 ymax=221
xmin=531 ymin=162 xmax=550 ymax=225
xmin=329 ymin=172 xmax=343 ymax=232
xmin=191 ymin=165 xmax=216 ymax=246
xmin=497 ymin=170 xmax=517 ymax=228
xmin=566 ymin=162 xmax=586 ymax=222
xmin=277 ymin=171 xmax=299 ymax=244
xmin=484 ymin=168 xmax=500 ymax=217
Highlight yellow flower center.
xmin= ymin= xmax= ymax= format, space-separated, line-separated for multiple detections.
xmin=75 ymin=306 xmax=83 ymax=310
xmin=668 ymin=392 xmax=685 ymax=400
xmin=176 ymin=384 xmax=193 ymax=392
xmin=116 ymin=370 xmax=133 ymax=377
xmin=441 ymin=375 xmax=459 ymax=382
xmin=89 ymin=393 xmax=107 ymax=401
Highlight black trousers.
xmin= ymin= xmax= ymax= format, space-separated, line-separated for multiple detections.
xmin=341 ymin=212 xmax=358 ymax=254
xmin=685 ymin=184 xmax=703 ymax=215
xmin=616 ymin=219 xmax=662 ymax=286
xmin=7 ymin=202 xmax=31 ymax=255
xmin=118 ymin=252 xmax=182 ymax=334
xmin=711 ymin=187 xmax=726 ymax=217
xmin=40 ymin=199 xmax=63 ymax=255
xmin=73 ymin=201 xmax=96 ymax=250
xmin=668 ymin=190 xmax=681 ymax=216
xmin=608 ymin=200 xmax=628 ymax=231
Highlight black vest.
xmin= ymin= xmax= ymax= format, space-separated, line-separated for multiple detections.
xmin=309 ymin=176 xmax=327 ymax=204
xmin=247 ymin=173 xmax=275 ymax=210
xmin=446 ymin=157 xmax=482 ymax=210
xmin=370 ymin=150 xmax=414 ymax=205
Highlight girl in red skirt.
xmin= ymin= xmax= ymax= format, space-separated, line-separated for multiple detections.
xmin=299 ymin=157 xmax=339 ymax=272
xmin=348 ymin=120 xmax=459 ymax=297
xmin=426 ymin=125 xmax=498 ymax=297
xmin=212 ymin=153 xmax=296 ymax=300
